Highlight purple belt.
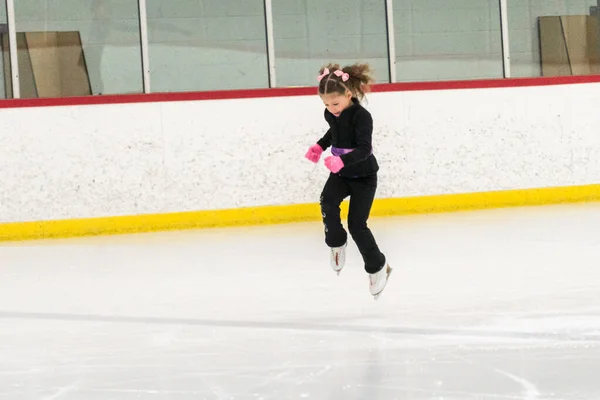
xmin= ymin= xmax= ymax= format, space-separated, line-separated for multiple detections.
xmin=331 ymin=146 xmax=372 ymax=157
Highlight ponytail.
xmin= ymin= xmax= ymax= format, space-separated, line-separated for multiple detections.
xmin=317 ymin=63 xmax=375 ymax=101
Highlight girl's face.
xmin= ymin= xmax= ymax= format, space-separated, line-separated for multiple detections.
xmin=320 ymin=91 xmax=353 ymax=117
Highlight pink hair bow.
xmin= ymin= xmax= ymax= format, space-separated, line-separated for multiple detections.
xmin=317 ymin=68 xmax=330 ymax=82
xmin=333 ymin=69 xmax=349 ymax=82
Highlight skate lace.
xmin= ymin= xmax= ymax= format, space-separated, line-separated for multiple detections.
xmin=332 ymin=248 xmax=342 ymax=266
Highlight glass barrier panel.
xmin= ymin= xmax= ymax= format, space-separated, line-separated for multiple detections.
xmin=393 ymin=0 xmax=503 ymax=82
xmin=14 ymin=0 xmax=143 ymax=98
xmin=273 ymin=0 xmax=390 ymax=87
xmin=147 ymin=0 xmax=269 ymax=92
xmin=508 ymin=0 xmax=600 ymax=77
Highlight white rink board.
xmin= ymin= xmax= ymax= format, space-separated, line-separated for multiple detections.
xmin=1 ymin=83 xmax=600 ymax=223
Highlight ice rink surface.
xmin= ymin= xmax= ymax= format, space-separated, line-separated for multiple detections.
xmin=2 ymin=203 xmax=600 ymax=399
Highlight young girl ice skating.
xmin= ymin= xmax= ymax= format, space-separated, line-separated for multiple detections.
xmin=304 ymin=63 xmax=392 ymax=300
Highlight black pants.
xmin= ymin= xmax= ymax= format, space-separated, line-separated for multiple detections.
xmin=319 ymin=173 xmax=385 ymax=274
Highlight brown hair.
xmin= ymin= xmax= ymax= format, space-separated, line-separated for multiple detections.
xmin=317 ymin=63 xmax=375 ymax=101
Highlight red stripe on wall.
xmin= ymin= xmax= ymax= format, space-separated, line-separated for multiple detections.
xmin=1 ymin=74 xmax=600 ymax=109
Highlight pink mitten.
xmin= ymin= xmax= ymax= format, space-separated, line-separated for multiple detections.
xmin=305 ymin=144 xmax=323 ymax=163
xmin=324 ymin=156 xmax=344 ymax=173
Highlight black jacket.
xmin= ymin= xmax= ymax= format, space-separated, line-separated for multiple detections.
xmin=317 ymin=98 xmax=379 ymax=178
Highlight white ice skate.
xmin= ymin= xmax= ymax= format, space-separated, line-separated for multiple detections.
xmin=330 ymin=243 xmax=346 ymax=275
xmin=369 ymin=263 xmax=393 ymax=300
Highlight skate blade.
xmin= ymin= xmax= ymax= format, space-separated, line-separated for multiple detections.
xmin=373 ymin=266 xmax=393 ymax=300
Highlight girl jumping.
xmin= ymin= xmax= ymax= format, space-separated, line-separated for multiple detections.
xmin=304 ymin=63 xmax=392 ymax=300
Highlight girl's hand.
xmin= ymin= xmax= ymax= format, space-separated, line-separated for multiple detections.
xmin=305 ymin=144 xmax=323 ymax=163
xmin=324 ymin=156 xmax=344 ymax=173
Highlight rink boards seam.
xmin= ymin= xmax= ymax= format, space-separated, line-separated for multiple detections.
xmin=1 ymin=184 xmax=599 ymax=242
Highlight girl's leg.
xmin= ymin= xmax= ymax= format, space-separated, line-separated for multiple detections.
xmin=347 ymin=175 xmax=386 ymax=274
xmin=320 ymin=173 xmax=350 ymax=248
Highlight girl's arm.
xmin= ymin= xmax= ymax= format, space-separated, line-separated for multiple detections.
xmin=317 ymin=129 xmax=332 ymax=150
xmin=339 ymin=111 xmax=373 ymax=166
